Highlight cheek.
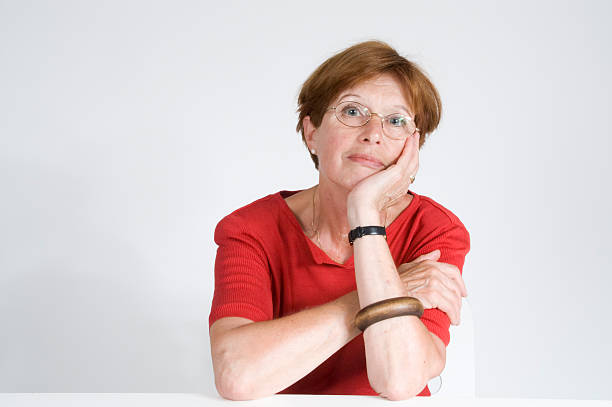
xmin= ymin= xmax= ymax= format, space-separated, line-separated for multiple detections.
xmin=378 ymin=135 xmax=409 ymax=166
xmin=318 ymin=137 xmax=347 ymax=168
xmin=388 ymin=141 xmax=407 ymax=165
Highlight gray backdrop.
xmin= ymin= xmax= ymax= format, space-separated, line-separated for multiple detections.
xmin=1 ymin=0 xmax=610 ymax=400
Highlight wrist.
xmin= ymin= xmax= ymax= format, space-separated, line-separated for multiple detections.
xmin=334 ymin=290 xmax=362 ymax=339
xmin=347 ymin=205 xmax=383 ymax=229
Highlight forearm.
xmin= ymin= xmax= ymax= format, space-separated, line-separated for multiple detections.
xmin=211 ymin=291 xmax=361 ymax=400
xmin=352 ymin=223 xmax=442 ymax=399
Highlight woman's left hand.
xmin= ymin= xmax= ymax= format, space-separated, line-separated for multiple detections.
xmin=398 ymin=249 xmax=468 ymax=326
xmin=347 ymin=131 xmax=420 ymax=225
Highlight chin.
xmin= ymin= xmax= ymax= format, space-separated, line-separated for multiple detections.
xmin=329 ymin=169 xmax=378 ymax=191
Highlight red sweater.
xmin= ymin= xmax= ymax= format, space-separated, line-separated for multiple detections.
xmin=209 ymin=189 xmax=470 ymax=397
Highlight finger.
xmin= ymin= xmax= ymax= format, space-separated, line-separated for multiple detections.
xmin=401 ymin=260 xmax=464 ymax=324
xmin=397 ymin=250 xmax=439 ymax=275
xmin=412 ymin=249 xmax=441 ymax=263
xmin=396 ymin=129 xmax=419 ymax=170
xmin=397 ymin=263 xmax=411 ymax=274
xmin=435 ymin=262 xmax=468 ymax=297
xmin=395 ymin=134 xmax=414 ymax=168
xmin=427 ymin=280 xmax=462 ymax=325
xmin=401 ymin=262 xmax=434 ymax=279
xmin=403 ymin=286 xmax=434 ymax=309
xmin=394 ymin=131 xmax=419 ymax=176
xmin=408 ymin=278 xmax=460 ymax=325
xmin=401 ymin=275 xmax=430 ymax=293
xmin=407 ymin=263 xmax=463 ymax=315
xmin=438 ymin=269 xmax=463 ymax=300
xmin=421 ymin=261 xmax=463 ymax=300
xmin=402 ymin=130 xmax=420 ymax=175
xmin=415 ymin=256 xmax=468 ymax=298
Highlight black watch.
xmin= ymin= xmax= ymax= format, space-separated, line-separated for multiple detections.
xmin=348 ymin=226 xmax=386 ymax=246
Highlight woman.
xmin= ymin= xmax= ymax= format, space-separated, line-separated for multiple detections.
xmin=208 ymin=40 xmax=470 ymax=401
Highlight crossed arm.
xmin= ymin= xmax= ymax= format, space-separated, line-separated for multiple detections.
xmin=352 ymin=231 xmax=446 ymax=400
xmin=209 ymin=291 xmax=444 ymax=401
xmin=209 ymin=230 xmax=447 ymax=401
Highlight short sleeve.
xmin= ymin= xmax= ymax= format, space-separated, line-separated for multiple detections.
xmin=406 ymin=221 xmax=471 ymax=347
xmin=208 ymin=213 xmax=274 ymax=328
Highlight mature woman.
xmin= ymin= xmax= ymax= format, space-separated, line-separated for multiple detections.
xmin=208 ymin=40 xmax=470 ymax=401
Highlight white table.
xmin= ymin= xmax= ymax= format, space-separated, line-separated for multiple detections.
xmin=1 ymin=394 xmax=610 ymax=407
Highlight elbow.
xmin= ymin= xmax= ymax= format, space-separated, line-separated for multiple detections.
xmin=429 ymin=336 xmax=447 ymax=380
xmin=374 ymin=378 xmax=426 ymax=401
xmin=212 ymin=348 xmax=259 ymax=400
xmin=215 ymin=373 xmax=254 ymax=401
xmin=369 ymin=371 xmax=427 ymax=401
xmin=368 ymin=358 xmax=433 ymax=401
xmin=214 ymin=363 xmax=260 ymax=400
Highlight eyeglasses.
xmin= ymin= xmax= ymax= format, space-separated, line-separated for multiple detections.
xmin=327 ymin=100 xmax=419 ymax=140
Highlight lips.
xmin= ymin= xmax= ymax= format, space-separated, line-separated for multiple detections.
xmin=347 ymin=154 xmax=385 ymax=169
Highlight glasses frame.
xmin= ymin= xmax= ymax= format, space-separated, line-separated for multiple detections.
xmin=327 ymin=100 xmax=419 ymax=140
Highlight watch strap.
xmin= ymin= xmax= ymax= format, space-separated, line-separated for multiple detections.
xmin=348 ymin=226 xmax=386 ymax=246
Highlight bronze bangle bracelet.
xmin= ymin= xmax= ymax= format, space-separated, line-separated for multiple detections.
xmin=354 ymin=296 xmax=424 ymax=332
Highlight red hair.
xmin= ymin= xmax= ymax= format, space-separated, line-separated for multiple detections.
xmin=296 ymin=40 xmax=442 ymax=169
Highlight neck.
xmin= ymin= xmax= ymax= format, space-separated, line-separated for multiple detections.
xmin=315 ymin=182 xmax=350 ymax=246
xmin=313 ymin=176 xmax=386 ymax=248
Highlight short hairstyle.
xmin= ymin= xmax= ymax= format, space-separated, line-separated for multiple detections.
xmin=296 ymin=40 xmax=442 ymax=169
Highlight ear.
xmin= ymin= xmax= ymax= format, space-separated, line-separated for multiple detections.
xmin=302 ymin=115 xmax=318 ymax=151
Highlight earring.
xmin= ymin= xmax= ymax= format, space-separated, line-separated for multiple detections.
xmin=310 ymin=149 xmax=316 ymax=155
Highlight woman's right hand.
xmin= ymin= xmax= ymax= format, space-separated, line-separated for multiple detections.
xmin=397 ymin=250 xmax=468 ymax=325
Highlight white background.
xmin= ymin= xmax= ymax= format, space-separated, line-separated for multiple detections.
xmin=1 ymin=0 xmax=610 ymax=400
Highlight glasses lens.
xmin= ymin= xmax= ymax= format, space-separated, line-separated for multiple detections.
xmin=335 ymin=101 xmax=369 ymax=127
xmin=384 ymin=114 xmax=416 ymax=140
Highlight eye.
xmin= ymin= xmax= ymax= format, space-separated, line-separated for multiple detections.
xmin=341 ymin=104 xmax=365 ymax=117
xmin=387 ymin=115 xmax=407 ymax=127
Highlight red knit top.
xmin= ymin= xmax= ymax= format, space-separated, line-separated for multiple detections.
xmin=209 ymin=189 xmax=470 ymax=397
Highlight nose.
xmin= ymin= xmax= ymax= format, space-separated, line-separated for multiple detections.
xmin=359 ymin=114 xmax=384 ymax=144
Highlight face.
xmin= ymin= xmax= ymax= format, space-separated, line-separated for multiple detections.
xmin=304 ymin=73 xmax=415 ymax=191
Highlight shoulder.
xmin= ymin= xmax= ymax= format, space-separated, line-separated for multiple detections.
xmin=214 ymin=191 xmax=296 ymax=243
xmin=401 ymin=191 xmax=470 ymax=250
xmin=400 ymin=191 xmax=471 ymax=266
xmin=413 ymin=192 xmax=468 ymax=230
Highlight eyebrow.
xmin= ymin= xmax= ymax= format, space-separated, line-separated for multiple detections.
xmin=337 ymin=93 xmax=412 ymax=115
